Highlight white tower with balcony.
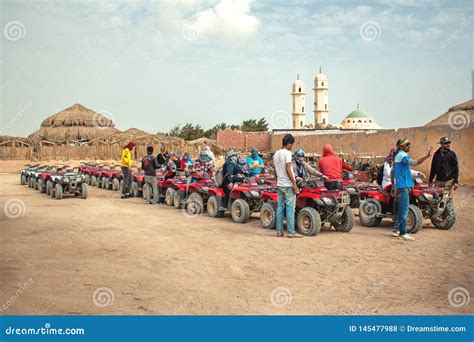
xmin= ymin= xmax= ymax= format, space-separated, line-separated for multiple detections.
xmin=291 ymin=74 xmax=306 ymax=129
xmin=313 ymin=67 xmax=329 ymax=127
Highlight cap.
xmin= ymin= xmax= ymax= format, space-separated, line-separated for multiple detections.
xmin=439 ymin=137 xmax=451 ymax=144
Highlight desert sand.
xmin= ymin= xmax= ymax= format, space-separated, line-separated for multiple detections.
xmin=0 ymin=168 xmax=473 ymax=315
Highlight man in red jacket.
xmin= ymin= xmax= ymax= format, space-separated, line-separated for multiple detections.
xmin=318 ymin=144 xmax=356 ymax=189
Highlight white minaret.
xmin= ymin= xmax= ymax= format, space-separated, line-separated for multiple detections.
xmin=291 ymin=74 xmax=306 ymax=129
xmin=313 ymin=67 xmax=329 ymax=127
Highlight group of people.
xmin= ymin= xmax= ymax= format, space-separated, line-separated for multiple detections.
xmin=119 ymin=134 xmax=459 ymax=241
xmin=272 ymin=134 xmax=459 ymax=240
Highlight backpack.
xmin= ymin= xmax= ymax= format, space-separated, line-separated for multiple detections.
xmin=376 ymin=165 xmax=384 ymax=185
xmin=215 ymin=167 xmax=225 ymax=186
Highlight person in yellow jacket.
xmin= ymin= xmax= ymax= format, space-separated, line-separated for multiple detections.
xmin=121 ymin=142 xmax=135 ymax=198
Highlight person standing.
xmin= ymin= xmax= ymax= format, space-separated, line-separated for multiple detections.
xmin=204 ymin=146 xmax=216 ymax=164
xmin=121 ymin=142 xmax=135 ymax=199
xmin=391 ymin=138 xmax=432 ymax=241
xmin=142 ymin=146 xmax=161 ymax=205
xmin=273 ymin=134 xmax=302 ymax=238
xmin=429 ymin=137 xmax=459 ymax=199
xmin=221 ymin=150 xmax=239 ymax=208
xmin=318 ymin=144 xmax=356 ymax=190
xmin=247 ymin=147 xmax=264 ymax=177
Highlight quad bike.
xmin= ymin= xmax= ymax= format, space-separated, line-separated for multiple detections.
xmin=342 ymin=170 xmax=373 ymax=208
xmin=358 ymin=178 xmax=456 ymax=233
xmin=174 ymin=169 xmax=219 ymax=213
xmin=39 ymin=166 xmax=67 ymax=194
xmin=102 ymin=166 xmax=122 ymax=191
xmin=28 ymin=165 xmax=53 ymax=190
xmin=20 ymin=164 xmax=40 ymax=185
xmin=96 ymin=166 xmax=113 ymax=189
xmin=259 ymin=178 xmax=354 ymax=236
xmin=162 ymin=171 xmax=188 ymax=206
xmin=49 ymin=168 xmax=88 ymax=199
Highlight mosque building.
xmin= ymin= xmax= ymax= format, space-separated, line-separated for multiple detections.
xmin=290 ymin=69 xmax=381 ymax=130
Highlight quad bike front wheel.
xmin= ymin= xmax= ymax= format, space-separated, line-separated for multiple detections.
xmin=359 ymin=198 xmax=383 ymax=227
xmin=207 ymin=196 xmax=225 ymax=218
xmin=431 ymin=202 xmax=456 ymax=230
xmin=81 ymin=183 xmax=88 ymax=199
xmin=231 ymin=199 xmax=251 ymax=224
xmin=407 ymin=204 xmax=423 ymax=234
xmin=112 ymin=178 xmax=120 ymax=191
xmin=332 ymin=206 xmax=354 ymax=232
xmin=85 ymin=174 xmax=90 ymax=185
xmin=21 ymin=175 xmax=26 ymax=185
xmin=173 ymin=191 xmax=184 ymax=209
xmin=97 ymin=177 xmax=102 ymax=188
xmin=55 ymin=183 xmax=63 ymax=199
xmin=91 ymin=175 xmax=97 ymax=186
xmin=260 ymin=202 xmax=276 ymax=229
xmin=46 ymin=180 xmax=53 ymax=196
xmin=39 ymin=179 xmax=46 ymax=193
xmin=131 ymin=181 xmax=141 ymax=197
xmin=296 ymin=207 xmax=321 ymax=236
xmin=165 ymin=187 xmax=176 ymax=206
xmin=185 ymin=193 xmax=204 ymax=216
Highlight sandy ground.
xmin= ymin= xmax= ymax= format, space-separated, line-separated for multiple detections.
xmin=0 ymin=171 xmax=473 ymax=315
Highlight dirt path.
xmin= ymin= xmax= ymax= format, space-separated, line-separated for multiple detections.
xmin=1 ymin=173 xmax=472 ymax=315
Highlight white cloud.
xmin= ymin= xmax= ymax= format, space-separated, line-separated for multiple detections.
xmin=195 ymin=0 xmax=260 ymax=41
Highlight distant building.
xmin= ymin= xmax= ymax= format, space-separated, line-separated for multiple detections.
xmin=341 ymin=104 xmax=381 ymax=129
xmin=291 ymin=74 xmax=306 ymax=129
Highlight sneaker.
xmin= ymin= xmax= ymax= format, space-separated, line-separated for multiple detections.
xmin=155 ymin=201 xmax=161 ymax=205
xmin=276 ymin=231 xmax=284 ymax=237
xmin=400 ymin=234 xmax=415 ymax=241
xmin=391 ymin=230 xmax=400 ymax=237
xmin=147 ymin=201 xmax=153 ymax=204
xmin=287 ymin=232 xmax=303 ymax=238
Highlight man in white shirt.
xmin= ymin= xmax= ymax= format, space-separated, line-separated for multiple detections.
xmin=273 ymin=134 xmax=302 ymax=238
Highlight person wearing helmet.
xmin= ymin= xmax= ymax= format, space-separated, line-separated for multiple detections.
xmin=247 ymin=147 xmax=264 ymax=177
xmin=221 ymin=150 xmax=239 ymax=207
xmin=292 ymin=149 xmax=327 ymax=182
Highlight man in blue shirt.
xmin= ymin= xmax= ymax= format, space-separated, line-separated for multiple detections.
xmin=391 ymin=138 xmax=432 ymax=241
xmin=247 ymin=147 xmax=265 ymax=177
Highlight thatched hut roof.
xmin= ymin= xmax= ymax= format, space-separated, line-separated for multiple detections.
xmin=425 ymin=99 xmax=474 ymax=127
xmin=28 ymin=103 xmax=120 ymax=143
xmin=0 ymin=135 xmax=30 ymax=147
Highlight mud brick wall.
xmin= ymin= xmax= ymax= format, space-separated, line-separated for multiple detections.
xmin=271 ymin=125 xmax=474 ymax=184
xmin=217 ymin=129 xmax=271 ymax=152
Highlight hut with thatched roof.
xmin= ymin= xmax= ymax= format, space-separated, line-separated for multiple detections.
xmin=28 ymin=103 xmax=120 ymax=145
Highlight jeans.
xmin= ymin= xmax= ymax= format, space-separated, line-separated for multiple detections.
xmin=121 ymin=167 xmax=132 ymax=195
xmin=276 ymin=187 xmax=296 ymax=233
xmin=144 ymin=175 xmax=159 ymax=203
xmin=396 ymin=188 xmax=410 ymax=235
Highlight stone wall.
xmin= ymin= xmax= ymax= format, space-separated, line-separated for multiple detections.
xmin=217 ymin=129 xmax=271 ymax=152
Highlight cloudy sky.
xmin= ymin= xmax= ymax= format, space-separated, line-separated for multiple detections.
xmin=1 ymin=0 xmax=472 ymax=136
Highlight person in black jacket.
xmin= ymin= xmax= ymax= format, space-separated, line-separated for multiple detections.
xmin=429 ymin=137 xmax=459 ymax=196
xmin=221 ymin=150 xmax=239 ymax=207
xmin=142 ymin=146 xmax=161 ymax=205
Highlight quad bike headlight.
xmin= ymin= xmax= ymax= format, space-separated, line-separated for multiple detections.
xmin=201 ymin=186 xmax=209 ymax=193
xmin=423 ymin=193 xmax=434 ymax=201
xmin=345 ymin=187 xmax=356 ymax=194
xmin=322 ymin=197 xmax=333 ymax=206
xmin=250 ymin=191 xmax=260 ymax=197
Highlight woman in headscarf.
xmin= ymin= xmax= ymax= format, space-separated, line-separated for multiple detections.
xmin=121 ymin=142 xmax=135 ymax=198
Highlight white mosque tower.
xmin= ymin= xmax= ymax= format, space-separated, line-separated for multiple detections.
xmin=291 ymin=74 xmax=306 ymax=129
xmin=313 ymin=67 xmax=329 ymax=127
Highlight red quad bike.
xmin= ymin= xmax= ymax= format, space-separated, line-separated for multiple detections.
xmin=179 ymin=171 xmax=219 ymax=214
xmin=89 ymin=164 xmax=108 ymax=186
xmin=358 ymin=178 xmax=456 ymax=233
xmin=102 ymin=166 xmax=122 ymax=191
xmin=131 ymin=170 xmax=145 ymax=198
xmin=79 ymin=163 xmax=101 ymax=186
xmin=163 ymin=171 xmax=188 ymax=206
xmin=95 ymin=165 xmax=113 ymax=189
xmin=27 ymin=165 xmax=50 ymax=190
xmin=39 ymin=166 xmax=67 ymax=195
xmin=259 ymin=178 xmax=354 ymax=236
xmin=342 ymin=170 xmax=373 ymax=209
